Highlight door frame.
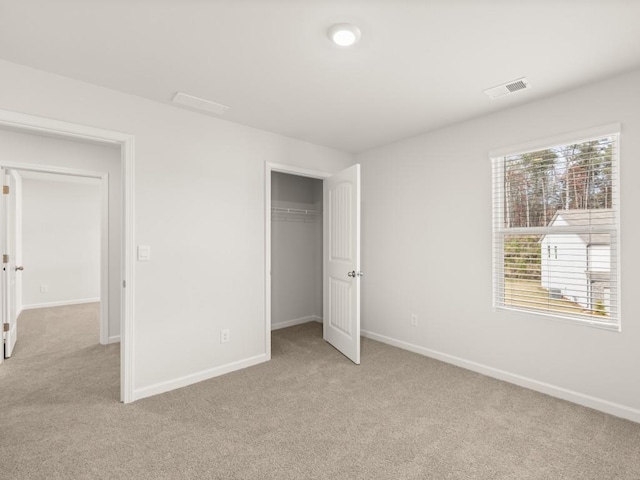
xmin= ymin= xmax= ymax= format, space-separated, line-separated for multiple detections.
xmin=264 ymin=162 xmax=330 ymax=360
xmin=0 ymin=109 xmax=136 ymax=403
xmin=1 ymin=164 xmax=110 ymax=345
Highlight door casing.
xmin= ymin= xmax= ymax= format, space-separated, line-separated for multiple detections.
xmin=0 ymin=109 xmax=135 ymax=403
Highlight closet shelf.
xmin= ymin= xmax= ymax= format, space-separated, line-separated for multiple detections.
xmin=271 ymin=207 xmax=321 ymax=216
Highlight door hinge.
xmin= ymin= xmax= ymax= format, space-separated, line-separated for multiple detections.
xmin=2 ymin=185 xmax=8 ymax=195
xmin=122 ymin=280 xmax=126 ymax=288
xmin=2 ymin=254 xmax=8 ymax=264
xmin=3 ymin=323 xmax=9 ymax=332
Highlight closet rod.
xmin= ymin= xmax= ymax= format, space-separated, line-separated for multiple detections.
xmin=271 ymin=207 xmax=321 ymax=215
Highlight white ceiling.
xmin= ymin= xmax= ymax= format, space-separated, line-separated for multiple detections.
xmin=1 ymin=0 xmax=639 ymax=153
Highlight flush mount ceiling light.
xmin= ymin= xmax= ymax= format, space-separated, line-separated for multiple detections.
xmin=328 ymin=23 xmax=361 ymax=47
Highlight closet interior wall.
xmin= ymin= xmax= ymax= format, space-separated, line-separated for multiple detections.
xmin=271 ymin=172 xmax=323 ymax=329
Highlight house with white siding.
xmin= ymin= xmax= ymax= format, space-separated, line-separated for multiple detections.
xmin=540 ymin=209 xmax=613 ymax=313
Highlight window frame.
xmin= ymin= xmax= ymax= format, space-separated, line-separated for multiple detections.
xmin=491 ymin=124 xmax=621 ymax=331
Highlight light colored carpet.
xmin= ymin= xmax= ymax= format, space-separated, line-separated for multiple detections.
xmin=2 ymin=304 xmax=640 ymax=479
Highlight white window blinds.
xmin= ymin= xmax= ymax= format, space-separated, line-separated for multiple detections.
xmin=492 ymin=131 xmax=620 ymax=329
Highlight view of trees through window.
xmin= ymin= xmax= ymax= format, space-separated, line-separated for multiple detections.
xmin=498 ymin=136 xmax=616 ymax=321
xmin=504 ymin=138 xmax=613 ymax=229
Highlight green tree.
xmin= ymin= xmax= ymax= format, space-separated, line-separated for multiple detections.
xmin=504 ymin=235 xmax=541 ymax=280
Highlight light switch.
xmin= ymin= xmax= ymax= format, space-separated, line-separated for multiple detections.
xmin=137 ymin=245 xmax=151 ymax=262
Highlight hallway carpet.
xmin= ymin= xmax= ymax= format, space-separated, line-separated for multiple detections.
xmin=2 ymin=304 xmax=640 ymax=479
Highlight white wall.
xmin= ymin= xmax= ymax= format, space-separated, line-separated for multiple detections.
xmin=0 ymin=129 xmax=121 ymax=341
xmin=357 ymin=68 xmax=640 ymax=421
xmin=271 ymin=172 xmax=323 ymax=328
xmin=0 ymin=60 xmax=354 ymax=399
xmin=21 ymin=175 xmax=101 ymax=308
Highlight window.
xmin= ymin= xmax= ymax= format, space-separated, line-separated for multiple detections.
xmin=492 ymin=128 xmax=620 ymax=329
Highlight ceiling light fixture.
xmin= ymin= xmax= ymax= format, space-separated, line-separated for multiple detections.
xmin=328 ymin=23 xmax=361 ymax=47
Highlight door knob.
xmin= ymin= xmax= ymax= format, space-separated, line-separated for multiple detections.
xmin=15 ymin=266 xmax=24 ymax=271
xmin=347 ymin=271 xmax=356 ymax=277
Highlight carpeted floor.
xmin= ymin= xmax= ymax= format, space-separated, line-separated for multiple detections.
xmin=2 ymin=304 xmax=640 ymax=479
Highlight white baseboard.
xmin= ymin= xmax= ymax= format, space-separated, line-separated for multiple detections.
xmin=107 ymin=335 xmax=120 ymax=344
xmin=132 ymin=353 xmax=269 ymax=402
xmin=22 ymin=298 xmax=100 ymax=310
xmin=361 ymin=329 xmax=640 ymax=424
xmin=271 ymin=315 xmax=322 ymax=330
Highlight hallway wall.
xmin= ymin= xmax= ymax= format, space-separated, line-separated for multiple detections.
xmin=21 ymin=174 xmax=101 ymax=309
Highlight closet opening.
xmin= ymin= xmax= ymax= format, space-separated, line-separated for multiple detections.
xmin=265 ymin=164 xmax=331 ymax=358
xmin=270 ymin=172 xmax=323 ymax=331
xmin=265 ymin=162 xmax=361 ymax=364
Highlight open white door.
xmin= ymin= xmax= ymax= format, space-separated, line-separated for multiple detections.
xmin=1 ymin=168 xmax=19 ymax=358
xmin=323 ymin=164 xmax=361 ymax=364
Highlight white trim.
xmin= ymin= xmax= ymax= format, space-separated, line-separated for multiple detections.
xmin=265 ymin=162 xmax=331 ymax=362
xmin=132 ymin=353 xmax=268 ymax=401
xmin=121 ymin=135 xmax=135 ymax=404
xmin=491 ymin=155 xmax=503 ymax=312
xmin=361 ymin=329 xmax=640 ymax=424
xmin=21 ymin=298 xmax=100 ymax=310
xmin=0 ymin=162 xmax=108 ymax=179
xmin=0 ymin=111 xmax=125 ymax=146
xmin=489 ymin=122 xmax=621 ymax=158
xmin=268 ymin=162 xmax=332 ymax=180
xmin=271 ymin=315 xmax=322 ymax=331
xmin=496 ymin=305 xmax=620 ymax=332
xmin=99 ymin=174 xmax=109 ymax=345
xmin=107 ymin=335 xmax=120 ymax=345
xmin=612 ymin=132 xmax=622 ymax=331
xmin=264 ymin=162 xmax=271 ymax=360
xmin=0 ymin=109 xmax=135 ymax=404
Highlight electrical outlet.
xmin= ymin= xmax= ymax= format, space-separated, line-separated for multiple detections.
xmin=40 ymin=285 xmax=48 ymax=293
xmin=220 ymin=329 xmax=230 ymax=344
xmin=410 ymin=313 xmax=418 ymax=327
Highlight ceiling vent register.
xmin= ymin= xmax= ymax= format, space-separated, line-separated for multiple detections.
xmin=484 ymin=77 xmax=530 ymax=99
xmin=171 ymin=92 xmax=230 ymax=115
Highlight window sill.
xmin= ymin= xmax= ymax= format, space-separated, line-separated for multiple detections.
xmin=495 ymin=305 xmax=621 ymax=332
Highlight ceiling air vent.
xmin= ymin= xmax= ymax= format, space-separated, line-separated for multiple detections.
xmin=484 ymin=77 xmax=530 ymax=100
xmin=171 ymin=92 xmax=230 ymax=115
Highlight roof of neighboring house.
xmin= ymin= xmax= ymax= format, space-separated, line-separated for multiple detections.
xmin=547 ymin=209 xmax=614 ymax=245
